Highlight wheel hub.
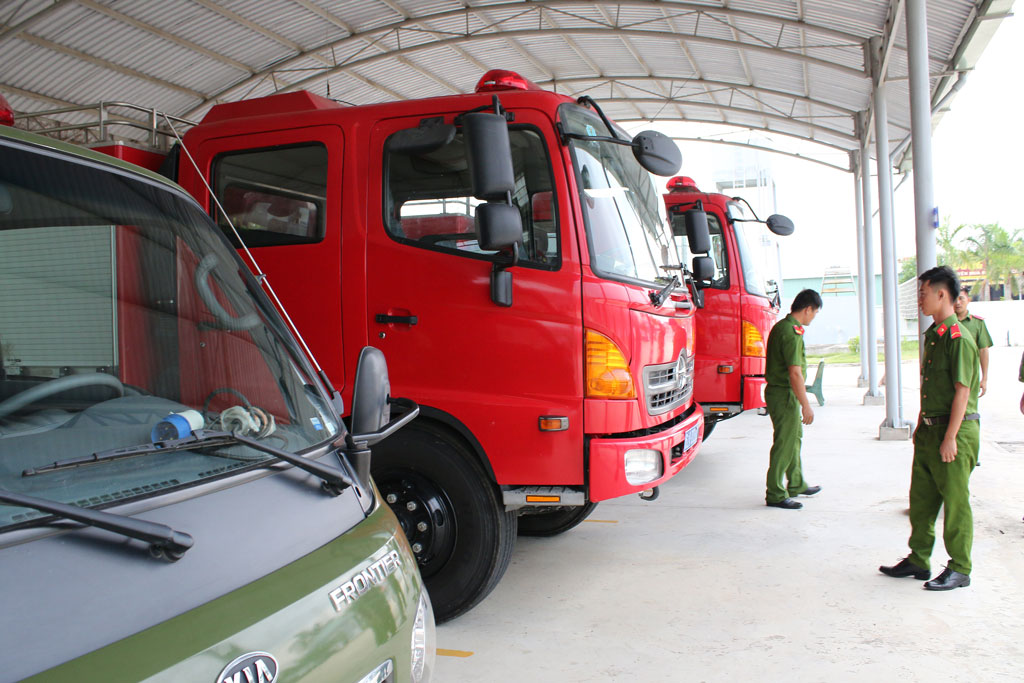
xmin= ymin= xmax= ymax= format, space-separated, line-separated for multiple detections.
xmin=378 ymin=470 xmax=456 ymax=578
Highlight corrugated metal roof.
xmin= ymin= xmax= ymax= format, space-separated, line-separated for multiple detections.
xmin=0 ymin=0 xmax=1014 ymax=170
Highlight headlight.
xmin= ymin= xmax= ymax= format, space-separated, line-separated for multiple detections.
xmin=411 ymin=591 xmax=436 ymax=682
xmin=624 ymin=448 xmax=663 ymax=485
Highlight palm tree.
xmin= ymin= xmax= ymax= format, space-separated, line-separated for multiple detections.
xmin=936 ymin=220 xmax=969 ymax=269
xmin=963 ymin=224 xmax=1022 ymax=300
xmin=1001 ymin=228 xmax=1024 ymax=299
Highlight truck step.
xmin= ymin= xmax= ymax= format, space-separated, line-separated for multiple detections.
xmin=502 ymin=487 xmax=586 ymax=510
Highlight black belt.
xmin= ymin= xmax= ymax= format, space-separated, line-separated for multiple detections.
xmin=921 ymin=413 xmax=980 ymax=426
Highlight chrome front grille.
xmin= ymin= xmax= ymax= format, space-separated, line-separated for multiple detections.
xmin=642 ymin=351 xmax=694 ymax=416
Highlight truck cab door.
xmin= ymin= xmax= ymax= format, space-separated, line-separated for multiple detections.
xmin=365 ymin=111 xmax=585 ymax=486
xmin=184 ymin=125 xmax=348 ymax=390
xmin=678 ymin=208 xmax=741 ymax=404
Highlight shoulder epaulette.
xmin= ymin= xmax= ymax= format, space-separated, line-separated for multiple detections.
xmin=950 ymin=324 xmax=961 ymax=339
xmin=793 ymin=325 xmax=804 ymax=336
xmin=973 ymin=314 xmax=984 ymax=321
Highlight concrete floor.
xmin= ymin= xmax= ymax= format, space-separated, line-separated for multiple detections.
xmin=435 ymin=347 xmax=1024 ymax=682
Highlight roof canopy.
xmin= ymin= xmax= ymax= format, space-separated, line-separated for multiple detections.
xmin=1 ymin=0 xmax=1013 ymax=169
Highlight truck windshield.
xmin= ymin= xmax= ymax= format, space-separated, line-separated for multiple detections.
xmin=727 ymin=201 xmax=769 ymax=298
xmin=560 ymin=104 xmax=675 ymax=285
xmin=0 ymin=139 xmax=341 ymax=532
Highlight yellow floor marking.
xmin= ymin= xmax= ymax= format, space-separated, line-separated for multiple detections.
xmin=437 ymin=648 xmax=475 ymax=658
xmin=582 ymin=519 xmax=618 ymax=524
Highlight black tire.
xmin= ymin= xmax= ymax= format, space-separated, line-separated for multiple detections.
xmin=702 ymin=418 xmax=717 ymax=441
xmin=371 ymin=422 xmax=516 ymax=623
xmin=517 ymin=502 xmax=598 ymax=537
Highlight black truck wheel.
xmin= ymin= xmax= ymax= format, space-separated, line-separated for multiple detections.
xmin=517 ymin=502 xmax=598 ymax=537
xmin=372 ymin=422 xmax=516 ymax=623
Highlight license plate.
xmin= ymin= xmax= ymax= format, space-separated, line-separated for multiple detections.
xmin=683 ymin=424 xmax=699 ymax=451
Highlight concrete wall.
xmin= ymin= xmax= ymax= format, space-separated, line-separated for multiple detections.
xmin=777 ymin=285 xmax=1024 ymax=348
xmin=962 ymin=300 xmax=1024 ymax=346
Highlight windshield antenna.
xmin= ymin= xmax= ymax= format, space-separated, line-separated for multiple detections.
xmin=576 ymin=95 xmax=622 ymax=141
xmin=161 ymin=114 xmax=339 ymax=399
xmin=730 ymin=196 xmax=763 ymax=222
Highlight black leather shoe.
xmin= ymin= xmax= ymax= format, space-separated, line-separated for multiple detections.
xmin=799 ymin=485 xmax=822 ymax=496
xmin=879 ymin=557 xmax=930 ymax=580
xmin=924 ymin=567 xmax=970 ymax=591
xmin=766 ymin=498 xmax=802 ymax=509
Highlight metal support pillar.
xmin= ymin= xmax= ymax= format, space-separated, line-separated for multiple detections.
xmin=858 ymin=113 xmax=881 ymax=403
xmin=852 ymin=151 xmax=870 ymax=387
xmin=906 ymin=0 xmax=938 ymax=337
xmin=872 ymin=77 xmax=909 ymax=438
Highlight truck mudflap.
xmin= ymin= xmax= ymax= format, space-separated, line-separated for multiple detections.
xmin=587 ymin=403 xmax=703 ymax=502
xmin=743 ymin=376 xmax=767 ymax=410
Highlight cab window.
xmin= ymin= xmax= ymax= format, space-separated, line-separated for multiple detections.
xmin=212 ymin=143 xmax=327 ymax=247
xmin=384 ymin=127 xmax=559 ymax=267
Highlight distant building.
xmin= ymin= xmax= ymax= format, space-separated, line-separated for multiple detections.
xmin=782 ymin=273 xmax=885 ymax=347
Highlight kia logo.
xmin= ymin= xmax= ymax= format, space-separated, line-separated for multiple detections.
xmin=216 ymin=652 xmax=278 ymax=683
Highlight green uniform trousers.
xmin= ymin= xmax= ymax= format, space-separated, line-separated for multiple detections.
xmin=908 ymin=420 xmax=979 ymax=574
xmin=765 ymin=385 xmax=807 ymax=503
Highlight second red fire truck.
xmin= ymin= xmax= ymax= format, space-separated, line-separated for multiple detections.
xmin=663 ymin=175 xmax=794 ymax=439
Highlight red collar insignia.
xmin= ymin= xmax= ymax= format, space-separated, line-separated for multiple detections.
xmin=793 ymin=325 xmax=804 ymax=336
xmin=950 ymin=324 xmax=961 ymax=339
xmin=936 ymin=323 xmax=948 ymax=337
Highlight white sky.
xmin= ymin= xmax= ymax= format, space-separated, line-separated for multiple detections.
xmin=633 ymin=12 xmax=1023 ymax=280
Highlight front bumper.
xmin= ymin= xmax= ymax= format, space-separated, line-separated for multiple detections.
xmin=743 ymin=376 xmax=767 ymax=410
xmin=587 ymin=403 xmax=703 ymax=502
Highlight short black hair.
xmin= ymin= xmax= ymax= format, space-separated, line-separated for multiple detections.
xmin=918 ymin=265 xmax=959 ymax=301
xmin=791 ymin=289 xmax=823 ymax=313
xmin=960 ymin=285 xmax=971 ymax=296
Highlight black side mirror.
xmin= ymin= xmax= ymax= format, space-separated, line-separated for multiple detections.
xmin=692 ymin=256 xmax=715 ymax=282
xmin=464 ymin=112 xmax=515 ymax=200
xmin=477 ymin=203 xmax=522 ymax=308
xmin=349 ymin=347 xmax=391 ymax=488
xmin=463 ymin=99 xmax=521 ymax=307
xmin=766 ymin=214 xmax=795 ymax=236
xmin=685 ymin=209 xmax=711 ymax=254
xmin=351 ymin=347 xmax=391 ymax=435
xmin=631 ymin=130 xmax=682 ymax=176
xmin=385 ymin=118 xmax=457 ymax=156
xmin=347 ymin=346 xmax=421 ymax=490
xmin=477 ymin=203 xmax=522 ymax=251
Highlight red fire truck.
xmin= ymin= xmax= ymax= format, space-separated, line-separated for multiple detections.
xmin=663 ymin=176 xmax=793 ymax=439
xmin=12 ymin=70 xmax=708 ymax=621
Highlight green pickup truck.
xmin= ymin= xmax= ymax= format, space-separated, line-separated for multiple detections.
xmin=0 ymin=125 xmax=434 ymax=682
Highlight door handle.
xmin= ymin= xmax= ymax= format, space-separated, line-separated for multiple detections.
xmin=375 ymin=314 xmax=418 ymax=325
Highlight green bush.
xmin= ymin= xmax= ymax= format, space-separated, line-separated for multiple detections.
xmin=848 ymin=336 xmax=860 ymax=354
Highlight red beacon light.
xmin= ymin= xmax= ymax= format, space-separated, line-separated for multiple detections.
xmin=667 ymin=176 xmax=700 ymax=193
xmin=0 ymin=94 xmax=15 ymax=127
xmin=475 ymin=69 xmax=542 ymax=93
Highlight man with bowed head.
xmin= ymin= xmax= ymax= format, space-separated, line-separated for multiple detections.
xmin=763 ymin=289 xmax=823 ymax=510
xmin=880 ymin=265 xmax=980 ymax=591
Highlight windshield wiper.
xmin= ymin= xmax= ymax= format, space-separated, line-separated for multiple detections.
xmin=0 ymin=488 xmax=192 ymax=561
xmin=649 ymin=275 xmax=680 ymax=307
xmin=23 ymin=429 xmax=355 ymax=495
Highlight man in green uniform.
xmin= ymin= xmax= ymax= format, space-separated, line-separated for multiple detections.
xmin=764 ymin=289 xmax=823 ymax=510
xmin=880 ymin=266 xmax=980 ymax=591
xmin=954 ymin=285 xmax=992 ymax=397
